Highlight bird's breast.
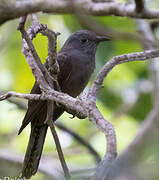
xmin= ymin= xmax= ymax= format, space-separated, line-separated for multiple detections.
xmin=61 ymin=60 xmax=94 ymax=97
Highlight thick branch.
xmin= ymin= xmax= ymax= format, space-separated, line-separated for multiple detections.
xmin=1 ymin=0 xmax=159 ymax=25
xmin=90 ymin=105 xmax=117 ymax=180
xmin=20 ymin=22 xmax=54 ymax=90
xmin=0 ymin=91 xmax=87 ymax=117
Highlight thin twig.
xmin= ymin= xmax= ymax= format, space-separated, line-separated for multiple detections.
xmin=17 ymin=16 xmax=27 ymax=30
xmin=49 ymin=122 xmax=70 ymax=179
xmin=88 ymin=48 xmax=159 ymax=102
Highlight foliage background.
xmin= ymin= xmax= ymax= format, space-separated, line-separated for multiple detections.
xmin=0 ymin=11 xmax=154 ymax=179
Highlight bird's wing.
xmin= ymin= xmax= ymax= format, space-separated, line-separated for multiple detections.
xmin=57 ymin=51 xmax=73 ymax=92
xmin=18 ymin=82 xmax=46 ymax=134
xmin=18 ymin=52 xmax=72 ymax=134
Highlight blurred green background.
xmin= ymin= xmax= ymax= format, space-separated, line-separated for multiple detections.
xmin=0 ymin=13 xmax=153 ymax=179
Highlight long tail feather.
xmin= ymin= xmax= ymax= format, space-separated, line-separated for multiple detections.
xmin=21 ymin=125 xmax=48 ymax=178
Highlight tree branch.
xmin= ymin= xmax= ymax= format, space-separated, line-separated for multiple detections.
xmin=2 ymin=94 xmax=101 ymax=164
xmin=49 ymin=122 xmax=70 ymax=179
xmin=88 ymin=48 xmax=159 ymax=102
xmin=1 ymin=0 xmax=159 ymax=25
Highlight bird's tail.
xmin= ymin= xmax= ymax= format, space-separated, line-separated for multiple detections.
xmin=21 ymin=124 xmax=48 ymax=178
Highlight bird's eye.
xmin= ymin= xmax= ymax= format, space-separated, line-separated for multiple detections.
xmin=80 ymin=39 xmax=88 ymax=43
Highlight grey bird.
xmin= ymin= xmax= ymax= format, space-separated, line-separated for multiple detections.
xmin=18 ymin=30 xmax=109 ymax=178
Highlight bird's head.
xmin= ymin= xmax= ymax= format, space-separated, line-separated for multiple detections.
xmin=61 ymin=30 xmax=110 ymax=55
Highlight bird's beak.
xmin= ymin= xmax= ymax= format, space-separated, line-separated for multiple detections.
xmin=95 ymin=35 xmax=111 ymax=42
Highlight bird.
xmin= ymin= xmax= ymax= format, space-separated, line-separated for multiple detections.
xmin=18 ymin=30 xmax=109 ymax=178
